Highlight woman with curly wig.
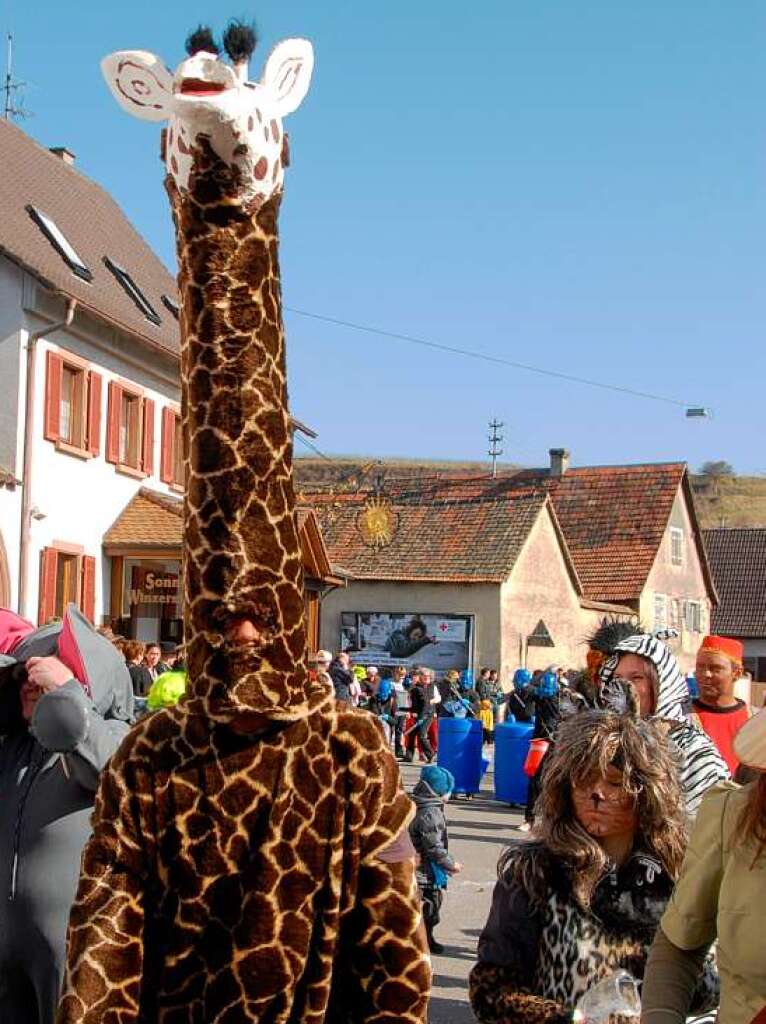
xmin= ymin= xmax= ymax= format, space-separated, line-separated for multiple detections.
xmin=470 ymin=711 xmax=718 ymax=1024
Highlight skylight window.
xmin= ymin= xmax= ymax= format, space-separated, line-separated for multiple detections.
xmin=26 ymin=205 xmax=92 ymax=282
xmin=103 ymin=257 xmax=161 ymax=326
xmin=161 ymin=294 xmax=179 ymax=319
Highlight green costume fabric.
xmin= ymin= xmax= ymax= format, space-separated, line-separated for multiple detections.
xmin=146 ymin=670 xmax=187 ymax=710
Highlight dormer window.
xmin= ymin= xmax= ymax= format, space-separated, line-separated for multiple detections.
xmin=26 ymin=205 xmax=92 ymax=282
xmin=103 ymin=257 xmax=161 ymax=326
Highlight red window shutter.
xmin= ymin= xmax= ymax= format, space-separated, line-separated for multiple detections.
xmin=38 ymin=547 xmax=58 ymax=625
xmin=105 ymin=381 xmax=122 ymax=463
xmin=43 ymin=351 xmax=63 ymax=442
xmin=80 ymin=555 xmax=96 ymax=623
xmin=87 ymin=371 xmax=102 ymax=456
xmin=142 ymin=398 xmax=155 ymax=476
xmin=160 ymin=406 xmax=176 ymax=483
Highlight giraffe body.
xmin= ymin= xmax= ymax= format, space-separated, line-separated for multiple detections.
xmin=58 ymin=28 xmax=430 ymax=1024
xmin=58 ymin=702 xmax=428 ymax=1023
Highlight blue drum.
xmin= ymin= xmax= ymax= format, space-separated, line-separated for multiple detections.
xmin=437 ymin=717 xmax=484 ymax=795
xmin=494 ymin=720 xmax=535 ymax=805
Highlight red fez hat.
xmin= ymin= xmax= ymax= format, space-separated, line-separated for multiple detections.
xmin=699 ymin=635 xmax=744 ymax=665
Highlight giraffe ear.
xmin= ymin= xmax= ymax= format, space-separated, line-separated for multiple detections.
xmin=261 ymin=38 xmax=314 ymax=116
xmin=101 ymin=50 xmax=173 ymax=122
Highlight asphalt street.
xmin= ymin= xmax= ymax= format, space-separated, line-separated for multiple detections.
xmin=399 ymin=754 xmax=525 ymax=1023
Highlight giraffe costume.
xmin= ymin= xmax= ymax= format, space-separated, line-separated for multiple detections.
xmin=58 ymin=23 xmax=430 ymax=1024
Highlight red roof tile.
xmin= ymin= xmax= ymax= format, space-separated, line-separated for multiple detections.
xmin=0 ymin=119 xmax=178 ymax=356
xmin=306 ymin=462 xmax=692 ymax=602
xmin=525 ymin=464 xmax=686 ymax=603
xmin=705 ymin=528 xmax=766 ymax=638
xmin=103 ymin=488 xmax=182 ymax=550
xmin=312 ymin=490 xmax=550 ymax=583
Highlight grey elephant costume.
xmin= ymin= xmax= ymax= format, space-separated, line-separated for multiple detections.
xmin=0 ymin=604 xmax=133 ymax=1024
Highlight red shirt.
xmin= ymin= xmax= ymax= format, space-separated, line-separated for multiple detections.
xmin=692 ymin=698 xmax=750 ymax=775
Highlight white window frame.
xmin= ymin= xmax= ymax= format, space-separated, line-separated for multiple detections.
xmin=26 ymin=205 xmax=92 ymax=281
xmin=653 ymin=593 xmax=667 ymax=631
xmin=670 ymin=527 xmax=684 ymax=567
xmin=684 ymin=600 xmax=702 ymax=634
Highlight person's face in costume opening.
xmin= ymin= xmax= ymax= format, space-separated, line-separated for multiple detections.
xmin=409 ymin=626 xmax=425 ymax=641
xmin=696 ymin=650 xmax=737 ymax=707
xmin=571 ymin=764 xmax=637 ymax=841
xmin=614 ymin=653 xmax=656 ymax=716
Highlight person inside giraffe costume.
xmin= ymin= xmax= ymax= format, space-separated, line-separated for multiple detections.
xmin=58 ymin=21 xmax=430 ymax=1024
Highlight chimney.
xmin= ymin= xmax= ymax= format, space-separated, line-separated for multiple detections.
xmin=549 ymin=448 xmax=570 ymax=477
xmin=49 ymin=147 xmax=76 ymax=166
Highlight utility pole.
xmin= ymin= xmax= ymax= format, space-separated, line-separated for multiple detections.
xmin=3 ymin=34 xmax=29 ymax=121
xmin=487 ymin=418 xmax=504 ymax=479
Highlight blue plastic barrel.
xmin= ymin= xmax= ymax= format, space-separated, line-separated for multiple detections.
xmin=437 ymin=717 xmax=484 ymax=795
xmin=494 ymin=720 xmax=535 ymax=805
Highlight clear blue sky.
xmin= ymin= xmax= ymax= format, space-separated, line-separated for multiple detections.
xmin=4 ymin=0 xmax=765 ymax=471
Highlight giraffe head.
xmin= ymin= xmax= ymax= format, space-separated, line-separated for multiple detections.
xmin=101 ymin=23 xmax=313 ymax=205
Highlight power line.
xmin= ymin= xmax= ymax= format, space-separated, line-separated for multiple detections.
xmin=293 ymin=432 xmax=335 ymax=462
xmin=284 ymin=306 xmax=693 ymax=408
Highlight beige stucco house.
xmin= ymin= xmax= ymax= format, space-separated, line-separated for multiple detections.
xmin=313 ymin=488 xmax=629 ymax=684
xmin=309 ymin=452 xmax=716 ymax=679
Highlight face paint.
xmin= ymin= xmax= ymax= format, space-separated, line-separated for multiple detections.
xmin=571 ymin=765 xmax=637 ymax=840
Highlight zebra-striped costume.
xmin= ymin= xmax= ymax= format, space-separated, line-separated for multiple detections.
xmin=600 ymin=633 xmax=729 ymax=816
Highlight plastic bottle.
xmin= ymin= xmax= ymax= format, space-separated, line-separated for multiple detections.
xmin=573 ymin=970 xmax=641 ymax=1024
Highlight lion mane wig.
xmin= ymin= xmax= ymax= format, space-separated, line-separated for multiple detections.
xmin=501 ymin=711 xmax=687 ymax=907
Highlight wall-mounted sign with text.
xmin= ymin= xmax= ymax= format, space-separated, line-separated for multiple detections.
xmin=127 ymin=571 xmax=180 ymax=606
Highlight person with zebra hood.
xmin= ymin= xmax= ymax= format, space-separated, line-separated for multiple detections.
xmin=599 ymin=632 xmax=729 ymax=816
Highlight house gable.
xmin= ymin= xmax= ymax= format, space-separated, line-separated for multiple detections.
xmin=643 ymin=480 xmax=714 ymax=661
xmin=501 ymin=503 xmax=586 ymax=672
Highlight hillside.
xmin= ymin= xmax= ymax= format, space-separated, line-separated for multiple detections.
xmin=295 ymin=457 xmax=766 ymax=528
xmin=690 ymin=475 xmax=766 ymax=529
xmin=294 ymin=456 xmax=522 ymax=491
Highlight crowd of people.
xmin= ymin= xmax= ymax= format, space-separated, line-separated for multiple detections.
xmin=2 ymin=605 xmax=766 ymax=1022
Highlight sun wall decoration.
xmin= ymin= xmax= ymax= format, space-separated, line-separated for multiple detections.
xmin=357 ymin=494 xmax=399 ymax=549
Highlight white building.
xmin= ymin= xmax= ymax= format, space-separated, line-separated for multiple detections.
xmin=0 ymin=119 xmax=185 ymax=639
xmin=0 ymin=120 xmax=339 ymax=647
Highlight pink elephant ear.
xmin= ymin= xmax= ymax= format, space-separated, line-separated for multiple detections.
xmin=0 ymin=609 xmax=35 ymax=655
xmin=57 ymin=607 xmax=92 ymax=697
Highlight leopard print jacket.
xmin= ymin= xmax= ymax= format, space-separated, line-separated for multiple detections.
xmin=470 ymin=843 xmax=718 ymax=1024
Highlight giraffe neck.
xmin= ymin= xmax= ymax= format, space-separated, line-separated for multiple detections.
xmin=166 ymin=141 xmax=325 ymax=723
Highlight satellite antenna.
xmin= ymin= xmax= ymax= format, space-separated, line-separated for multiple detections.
xmin=3 ymin=34 xmax=29 ymax=121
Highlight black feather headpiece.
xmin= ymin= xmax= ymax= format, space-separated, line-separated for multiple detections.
xmin=586 ymin=616 xmax=643 ymax=654
xmin=222 ymin=20 xmax=258 ymax=64
xmin=186 ymin=26 xmax=220 ymax=56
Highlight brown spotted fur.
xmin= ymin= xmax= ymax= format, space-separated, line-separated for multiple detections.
xmin=58 ymin=129 xmax=430 ymax=1023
